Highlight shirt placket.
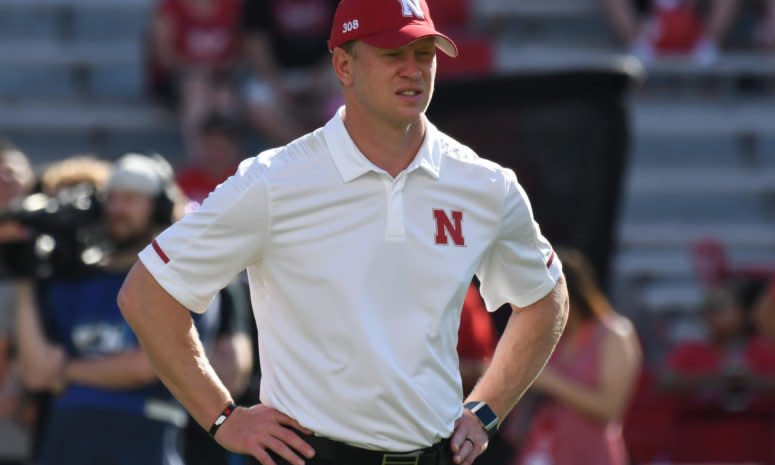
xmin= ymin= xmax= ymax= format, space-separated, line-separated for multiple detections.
xmin=384 ymin=173 xmax=408 ymax=241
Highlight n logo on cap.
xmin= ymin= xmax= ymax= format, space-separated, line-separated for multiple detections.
xmin=398 ymin=0 xmax=425 ymax=19
xmin=433 ymin=209 xmax=465 ymax=246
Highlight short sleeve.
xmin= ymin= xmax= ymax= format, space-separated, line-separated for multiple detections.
xmin=477 ymin=170 xmax=562 ymax=310
xmin=138 ymin=158 xmax=270 ymax=313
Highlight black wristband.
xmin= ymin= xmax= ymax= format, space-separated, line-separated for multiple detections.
xmin=208 ymin=403 xmax=237 ymax=438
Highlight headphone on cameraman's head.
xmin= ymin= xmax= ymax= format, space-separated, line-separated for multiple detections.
xmin=148 ymin=154 xmax=178 ymax=226
xmin=107 ymin=153 xmax=180 ymax=227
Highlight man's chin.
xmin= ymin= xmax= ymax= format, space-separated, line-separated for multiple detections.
xmin=110 ymin=232 xmax=153 ymax=252
xmin=389 ymin=109 xmax=425 ymax=130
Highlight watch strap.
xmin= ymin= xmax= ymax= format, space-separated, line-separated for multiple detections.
xmin=208 ymin=403 xmax=237 ymax=438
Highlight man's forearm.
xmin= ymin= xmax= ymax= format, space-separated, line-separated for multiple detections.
xmin=466 ymin=279 xmax=568 ymax=420
xmin=13 ymin=280 xmax=63 ymax=388
xmin=66 ymin=349 xmax=156 ymax=389
xmin=118 ymin=262 xmax=232 ymax=430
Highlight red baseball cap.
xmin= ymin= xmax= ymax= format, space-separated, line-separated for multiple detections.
xmin=328 ymin=0 xmax=458 ymax=57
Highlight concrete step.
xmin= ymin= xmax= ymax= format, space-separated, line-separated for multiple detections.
xmin=0 ymin=100 xmax=171 ymax=130
xmin=0 ymin=63 xmax=144 ymax=99
xmin=632 ymin=100 xmax=775 ymax=135
xmin=618 ymin=222 xmax=775 ymax=247
xmin=0 ymin=39 xmax=140 ymax=66
xmin=624 ymin=168 xmax=775 ymax=195
xmin=613 ymin=247 xmax=775 ymax=279
xmin=619 ymin=193 xmax=775 ymax=223
xmin=7 ymin=127 xmax=183 ymax=165
xmin=638 ymin=280 xmax=704 ymax=311
xmin=475 ymin=0 xmax=597 ymax=18
xmin=0 ymin=6 xmax=59 ymax=40
xmin=0 ymin=0 xmax=151 ymax=40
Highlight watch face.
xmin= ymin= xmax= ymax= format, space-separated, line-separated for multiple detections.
xmin=465 ymin=402 xmax=499 ymax=434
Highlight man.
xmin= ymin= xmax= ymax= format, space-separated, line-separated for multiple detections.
xmin=118 ymin=1 xmax=569 ymax=465
xmin=15 ymin=154 xmax=219 ymax=465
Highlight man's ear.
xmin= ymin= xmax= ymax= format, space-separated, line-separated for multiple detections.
xmin=332 ymin=47 xmax=355 ymax=87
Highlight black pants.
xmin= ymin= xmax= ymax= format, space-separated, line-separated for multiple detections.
xmin=246 ymin=439 xmax=455 ymax=465
xmin=266 ymin=451 xmax=336 ymax=465
xmin=257 ymin=452 xmax=456 ymax=465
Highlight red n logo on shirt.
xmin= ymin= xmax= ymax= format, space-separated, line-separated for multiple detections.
xmin=433 ymin=209 xmax=465 ymax=246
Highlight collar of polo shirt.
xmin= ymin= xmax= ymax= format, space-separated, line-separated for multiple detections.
xmin=324 ymin=106 xmax=442 ymax=183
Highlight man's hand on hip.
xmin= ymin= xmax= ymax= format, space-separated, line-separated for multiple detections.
xmin=449 ymin=409 xmax=488 ymax=465
xmin=214 ymin=404 xmax=316 ymax=465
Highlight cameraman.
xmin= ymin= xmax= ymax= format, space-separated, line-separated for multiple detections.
xmin=15 ymin=153 xmax=219 ymax=465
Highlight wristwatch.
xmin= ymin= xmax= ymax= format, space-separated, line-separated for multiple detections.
xmin=464 ymin=401 xmax=499 ymax=439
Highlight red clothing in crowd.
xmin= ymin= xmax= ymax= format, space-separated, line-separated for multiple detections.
xmin=668 ymin=337 xmax=775 ymax=379
xmin=666 ymin=335 xmax=775 ymax=419
xmin=665 ymin=337 xmax=775 ymax=463
xmin=158 ymin=0 xmax=242 ymax=67
xmin=650 ymin=0 xmax=704 ymax=52
xmin=176 ymin=164 xmax=238 ymax=204
xmin=457 ymin=284 xmax=496 ymax=359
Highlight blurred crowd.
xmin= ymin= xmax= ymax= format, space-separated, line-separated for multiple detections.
xmin=1 ymin=0 xmax=775 ymax=465
xmin=602 ymin=0 xmax=775 ymax=64
xmin=145 ymin=0 xmax=775 ymax=162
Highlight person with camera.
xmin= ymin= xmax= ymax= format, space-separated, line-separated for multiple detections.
xmin=14 ymin=153 xmax=220 ymax=465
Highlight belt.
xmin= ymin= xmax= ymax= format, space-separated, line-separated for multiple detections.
xmin=303 ymin=434 xmax=451 ymax=465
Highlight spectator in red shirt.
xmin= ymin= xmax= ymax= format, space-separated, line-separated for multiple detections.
xmin=149 ymin=0 xmax=242 ymax=153
xmin=241 ymin=0 xmax=341 ymax=145
xmin=601 ymin=0 xmax=741 ymax=65
xmin=663 ymin=286 xmax=775 ymax=410
xmin=176 ymin=113 xmax=243 ymax=205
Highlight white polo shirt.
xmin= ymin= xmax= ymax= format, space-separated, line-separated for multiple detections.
xmin=139 ymin=107 xmax=562 ymax=451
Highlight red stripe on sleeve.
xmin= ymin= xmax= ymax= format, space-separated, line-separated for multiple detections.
xmin=546 ymin=250 xmax=555 ymax=269
xmin=152 ymin=239 xmax=170 ymax=264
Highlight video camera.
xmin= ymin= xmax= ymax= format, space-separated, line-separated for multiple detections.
xmin=0 ymin=182 xmax=106 ymax=279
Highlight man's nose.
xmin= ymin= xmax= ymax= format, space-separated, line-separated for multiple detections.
xmin=399 ymin=55 xmax=423 ymax=79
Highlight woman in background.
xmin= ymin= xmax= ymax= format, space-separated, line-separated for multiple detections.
xmin=514 ymin=248 xmax=642 ymax=465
